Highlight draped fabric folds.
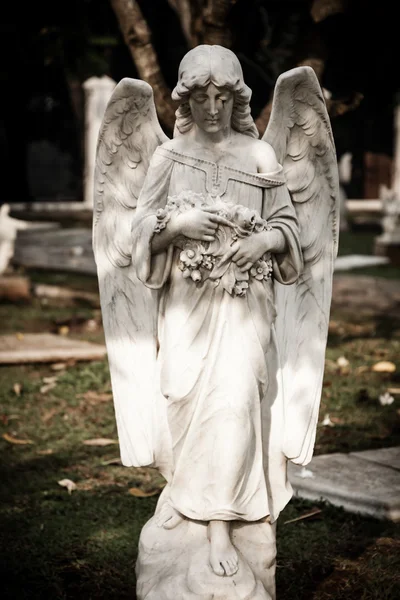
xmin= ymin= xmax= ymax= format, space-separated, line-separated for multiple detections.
xmin=130 ymin=148 xmax=303 ymax=522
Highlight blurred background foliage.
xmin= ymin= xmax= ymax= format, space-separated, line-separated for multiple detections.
xmin=1 ymin=0 xmax=398 ymax=201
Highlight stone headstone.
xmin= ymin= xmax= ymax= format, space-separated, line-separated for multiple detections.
xmin=83 ymin=76 xmax=116 ymax=209
xmin=375 ymin=103 xmax=400 ymax=265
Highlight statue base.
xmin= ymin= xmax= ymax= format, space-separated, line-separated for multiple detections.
xmin=136 ymin=510 xmax=276 ymax=600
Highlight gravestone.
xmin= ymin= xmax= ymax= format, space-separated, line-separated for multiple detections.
xmin=375 ymin=102 xmax=400 ymax=265
xmin=83 ymin=76 xmax=116 ymax=209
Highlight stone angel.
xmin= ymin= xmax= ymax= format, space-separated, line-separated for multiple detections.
xmin=93 ymin=45 xmax=339 ymax=599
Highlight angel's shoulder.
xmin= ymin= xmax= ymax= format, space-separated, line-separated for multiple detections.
xmin=246 ymin=138 xmax=279 ymax=173
xmin=159 ymin=137 xmax=187 ymax=153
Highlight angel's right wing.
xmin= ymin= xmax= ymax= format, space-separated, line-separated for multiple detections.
xmin=263 ymin=67 xmax=339 ymax=466
xmin=93 ymin=79 xmax=171 ymax=473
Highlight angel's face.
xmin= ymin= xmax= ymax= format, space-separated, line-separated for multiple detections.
xmin=189 ymin=83 xmax=234 ymax=134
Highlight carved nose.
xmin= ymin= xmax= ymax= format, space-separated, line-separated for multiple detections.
xmin=208 ymin=99 xmax=218 ymax=116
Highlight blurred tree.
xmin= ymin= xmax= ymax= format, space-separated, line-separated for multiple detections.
xmin=109 ymin=0 xmax=366 ymax=134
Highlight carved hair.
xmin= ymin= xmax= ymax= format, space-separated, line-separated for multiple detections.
xmin=172 ymin=45 xmax=259 ymax=139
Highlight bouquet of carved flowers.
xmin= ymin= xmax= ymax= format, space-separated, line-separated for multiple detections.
xmin=154 ymin=191 xmax=274 ymax=297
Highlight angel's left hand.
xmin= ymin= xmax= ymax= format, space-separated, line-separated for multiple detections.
xmin=230 ymin=233 xmax=270 ymax=272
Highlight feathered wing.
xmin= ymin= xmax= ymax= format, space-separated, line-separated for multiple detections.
xmin=92 ymin=78 xmax=172 ymax=475
xmin=263 ymin=66 xmax=340 ymax=465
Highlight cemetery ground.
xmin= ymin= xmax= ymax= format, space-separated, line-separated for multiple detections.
xmin=1 ymin=256 xmax=400 ymax=599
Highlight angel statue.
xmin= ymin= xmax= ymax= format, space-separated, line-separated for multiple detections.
xmin=93 ymin=45 xmax=339 ymax=600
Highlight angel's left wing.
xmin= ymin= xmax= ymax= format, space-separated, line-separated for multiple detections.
xmin=263 ymin=66 xmax=340 ymax=465
xmin=93 ymin=79 xmax=172 ymax=474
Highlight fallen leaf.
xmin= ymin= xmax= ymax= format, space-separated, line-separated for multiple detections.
xmin=355 ymin=366 xmax=369 ymax=375
xmin=58 ymin=326 xmax=69 ymax=336
xmin=13 ymin=383 xmax=22 ymax=396
xmin=83 ymin=438 xmax=118 ymax=446
xmin=337 ymin=356 xmax=349 ymax=368
xmin=372 ymin=361 xmax=396 ymax=373
xmin=78 ymin=391 xmax=112 ymax=403
xmin=330 ymin=416 xmax=344 ymax=425
xmin=128 ymin=486 xmax=164 ymax=498
xmin=43 ymin=376 xmax=58 ymax=384
xmin=3 ymin=433 xmax=34 ymax=445
xmin=40 ymin=382 xmax=57 ymax=394
xmin=283 ymin=508 xmax=322 ymax=525
xmin=321 ymin=414 xmax=335 ymax=427
xmin=379 ymin=392 xmax=395 ymax=406
xmin=51 ymin=362 xmax=67 ymax=371
xmin=41 ymin=408 xmax=58 ymax=423
xmin=296 ymin=467 xmax=315 ymax=479
xmin=58 ymin=479 xmax=77 ymax=494
xmin=16 ymin=332 xmax=24 ymax=340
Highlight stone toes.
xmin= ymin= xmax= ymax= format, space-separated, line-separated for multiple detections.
xmin=163 ymin=514 xmax=181 ymax=529
xmin=229 ymin=558 xmax=239 ymax=575
xmin=211 ymin=560 xmax=225 ymax=576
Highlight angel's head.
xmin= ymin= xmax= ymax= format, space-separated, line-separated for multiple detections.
xmin=172 ymin=45 xmax=258 ymax=138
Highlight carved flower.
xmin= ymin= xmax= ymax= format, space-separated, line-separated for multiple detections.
xmin=233 ymin=280 xmax=249 ymax=297
xmin=250 ymin=258 xmax=273 ymax=281
xmin=254 ymin=217 xmax=272 ymax=233
xmin=154 ymin=208 xmax=171 ymax=233
xmin=202 ymin=255 xmax=215 ymax=270
xmin=179 ymin=244 xmax=204 ymax=269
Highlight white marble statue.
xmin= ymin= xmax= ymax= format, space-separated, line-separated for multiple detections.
xmin=93 ymin=45 xmax=339 ymax=599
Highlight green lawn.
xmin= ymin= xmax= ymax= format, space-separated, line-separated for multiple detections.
xmin=0 ymin=268 xmax=399 ymax=599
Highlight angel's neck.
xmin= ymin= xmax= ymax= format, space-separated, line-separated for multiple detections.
xmin=191 ymin=124 xmax=232 ymax=147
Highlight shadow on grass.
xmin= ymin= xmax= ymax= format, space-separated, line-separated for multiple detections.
xmin=277 ymin=500 xmax=400 ymax=600
xmin=0 ymin=452 xmax=157 ymax=600
xmin=1 ymin=451 xmax=399 ymax=599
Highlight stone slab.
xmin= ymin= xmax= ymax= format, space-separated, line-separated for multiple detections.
xmin=334 ymin=254 xmax=390 ymax=271
xmin=288 ymin=451 xmax=400 ymax=521
xmin=13 ymin=228 xmax=96 ymax=275
xmin=350 ymin=446 xmax=400 ymax=471
xmin=0 ymin=333 xmax=106 ymax=364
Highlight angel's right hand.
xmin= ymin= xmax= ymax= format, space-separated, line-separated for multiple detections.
xmin=173 ymin=207 xmax=234 ymax=242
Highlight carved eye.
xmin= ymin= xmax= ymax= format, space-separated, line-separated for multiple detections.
xmin=193 ymin=95 xmax=207 ymax=104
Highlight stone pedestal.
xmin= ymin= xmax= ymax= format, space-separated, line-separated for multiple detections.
xmin=136 ymin=497 xmax=276 ymax=600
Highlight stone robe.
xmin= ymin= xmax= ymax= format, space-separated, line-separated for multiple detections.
xmin=132 ymin=146 xmax=303 ymax=523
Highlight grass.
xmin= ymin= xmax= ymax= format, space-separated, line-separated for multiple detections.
xmin=0 ymin=267 xmax=400 ymax=598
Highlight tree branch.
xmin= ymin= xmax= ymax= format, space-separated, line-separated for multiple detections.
xmin=167 ymin=0 xmax=203 ymax=47
xmin=110 ymin=0 xmax=176 ymax=131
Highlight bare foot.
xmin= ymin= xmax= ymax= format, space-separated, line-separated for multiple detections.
xmin=155 ymin=502 xmax=184 ymax=529
xmin=208 ymin=521 xmax=239 ymax=577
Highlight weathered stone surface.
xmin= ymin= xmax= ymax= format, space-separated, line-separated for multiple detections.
xmin=288 ymin=450 xmax=400 ymax=521
xmin=350 ymin=446 xmax=400 ymax=471
xmin=0 ymin=333 xmax=106 ymax=364
xmin=137 ymin=499 xmax=276 ymax=600
xmin=13 ymin=228 xmax=96 ymax=274
xmin=331 ymin=274 xmax=400 ymax=317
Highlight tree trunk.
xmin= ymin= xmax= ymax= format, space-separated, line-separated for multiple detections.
xmin=202 ymin=0 xmax=234 ymax=46
xmin=110 ymin=0 xmax=176 ymax=132
xmin=168 ymin=0 xmax=203 ymax=47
